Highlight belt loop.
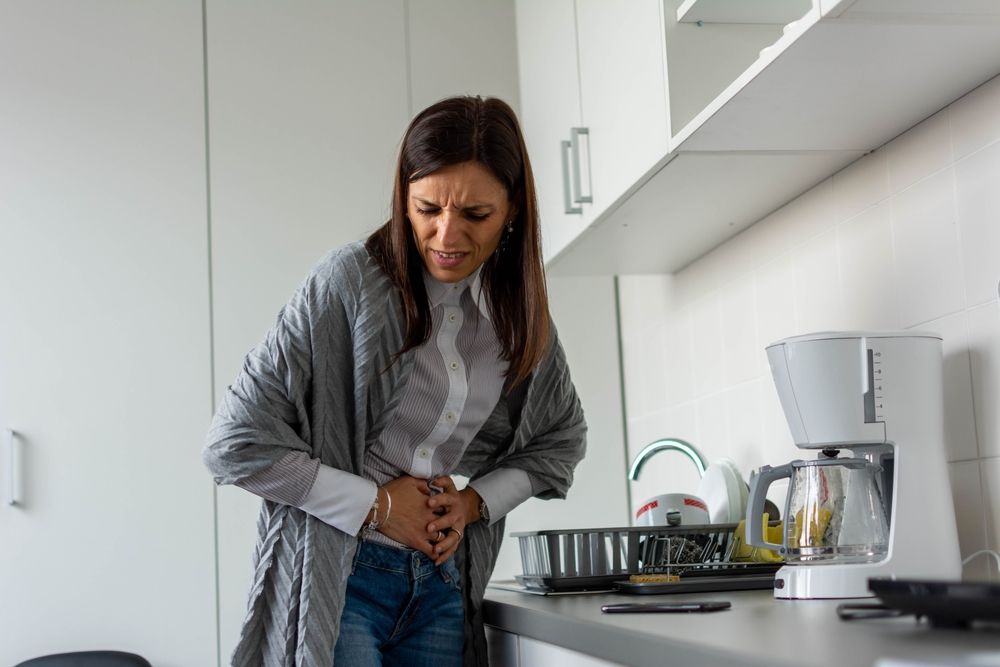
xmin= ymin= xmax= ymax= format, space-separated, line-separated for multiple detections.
xmin=351 ymin=537 xmax=364 ymax=575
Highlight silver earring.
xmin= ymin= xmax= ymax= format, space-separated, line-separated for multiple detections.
xmin=500 ymin=220 xmax=514 ymax=252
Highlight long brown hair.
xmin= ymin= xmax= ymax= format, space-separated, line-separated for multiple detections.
xmin=366 ymin=95 xmax=549 ymax=388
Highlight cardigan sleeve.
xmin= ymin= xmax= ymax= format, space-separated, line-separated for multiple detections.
xmin=202 ymin=246 xmax=356 ymax=485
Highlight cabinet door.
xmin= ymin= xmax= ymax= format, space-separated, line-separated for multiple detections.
xmin=576 ymin=0 xmax=670 ymax=216
xmin=0 ymin=3 xmax=215 ymax=665
xmin=205 ymin=1 xmax=410 ymax=659
xmin=515 ymin=0 xmax=588 ymax=263
xmin=519 ymin=636 xmax=625 ymax=667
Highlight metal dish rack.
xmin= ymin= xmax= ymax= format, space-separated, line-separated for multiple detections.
xmin=511 ymin=523 xmax=765 ymax=592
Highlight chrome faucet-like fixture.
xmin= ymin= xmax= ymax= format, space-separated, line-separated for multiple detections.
xmin=628 ymin=438 xmax=707 ymax=481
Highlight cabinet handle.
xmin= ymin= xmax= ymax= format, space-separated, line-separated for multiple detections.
xmin=570 ymin=127 xmax=593 ymax=204
xmin=6 ymin=428 xmax=20 ymax=507
xmin=561 ymin=140 xmax=583 ymax=215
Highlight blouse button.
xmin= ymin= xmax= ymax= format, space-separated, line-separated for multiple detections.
xmin=445 ymin=412 xmax=455 ymax=422
xmin=450 ymin=361 xmax=459 ymax=370
xmin=448 ymin=313 xmax=457 ymax=322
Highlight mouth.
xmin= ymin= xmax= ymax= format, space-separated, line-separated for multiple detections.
xmin=430 ymin=249 xmax=470 ymax=269
xmin=432 ymin=250 xmax=468 ymax=259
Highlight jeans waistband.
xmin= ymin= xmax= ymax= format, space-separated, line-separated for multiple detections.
xmin=355 ymin=539 xmax=440 ymax=579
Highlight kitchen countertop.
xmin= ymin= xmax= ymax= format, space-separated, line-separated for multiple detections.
xmin=483 ymin=586 xmax=1000 ymax=667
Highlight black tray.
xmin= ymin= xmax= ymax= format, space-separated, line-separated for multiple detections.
xmin=616 ymin=574 xmax=777 ymax=595
xmin=869 ymin=578 xmax=1000 ymax=628
xmin=515 ymin=574 xmax=620 ymax=593
xmin=516 ymin=563 xmax=781 ymax=594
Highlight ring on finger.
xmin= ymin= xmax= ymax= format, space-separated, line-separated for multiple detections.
xmin=437 ymin=530 xmax=444 ymax=542
xmin=452 ymin=529 xmax=463 ymax=540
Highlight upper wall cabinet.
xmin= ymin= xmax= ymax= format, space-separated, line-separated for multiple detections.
xmin=516 ymin=0 xmax=668 ymax=263
xmin=518 ymin=0 xmax=1000 ymax=275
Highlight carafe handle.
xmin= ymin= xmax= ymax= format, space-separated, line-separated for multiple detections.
xmin=746 ymin=463 xmax=792 ymax=551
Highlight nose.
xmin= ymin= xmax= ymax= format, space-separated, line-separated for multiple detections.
xmin=435 ymin=209 xmax=463 ymax=246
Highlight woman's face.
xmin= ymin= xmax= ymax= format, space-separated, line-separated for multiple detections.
xmin=407 ymin=161 xmax=514 ymax=283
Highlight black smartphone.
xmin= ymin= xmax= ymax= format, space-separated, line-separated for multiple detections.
xmin=600 ymin=601 xmax=731 ymax=614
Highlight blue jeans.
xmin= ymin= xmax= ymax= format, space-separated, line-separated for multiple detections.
xmin=333 ymin=540 xmax=464 ymax=667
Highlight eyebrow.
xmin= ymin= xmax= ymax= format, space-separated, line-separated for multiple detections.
xmin=412 ymin=197 xmax=494 ymax=211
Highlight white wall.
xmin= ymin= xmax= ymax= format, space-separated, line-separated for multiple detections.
xmin=491 ymin=275 xmax=630 ymax=581
xmin=619 ymin=73 xmax=1000 ymax=582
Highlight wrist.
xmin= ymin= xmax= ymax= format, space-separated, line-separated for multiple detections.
xmin=364 ymin=486 xmax=390 ymax=532
xmin=461 ymin=487 xmax=482 ymax=524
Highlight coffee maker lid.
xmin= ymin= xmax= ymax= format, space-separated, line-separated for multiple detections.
xmin=765 ymin=330 xmax=941 ymax=349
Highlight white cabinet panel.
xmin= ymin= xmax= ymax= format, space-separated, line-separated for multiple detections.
xmin=0 ymin=2 xmax=215 ymax=665
xmin=576 ymin=0 xmax=670 ymax=216
xmin=204 ymin=2 xmax=410 ymax=659
xmin=515 ymin=0 xmax=588 ymax=262
xmin=519 ymin=636 xmax=624 ymax=667
xmin=408 ymin=0 xmax=521 ymax=113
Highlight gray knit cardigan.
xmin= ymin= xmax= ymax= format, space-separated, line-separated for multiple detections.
xmin=203 ymin=242 xmax=587 ymax=667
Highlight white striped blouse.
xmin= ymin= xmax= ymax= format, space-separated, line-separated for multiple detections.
xmin=235 ymin=267 xmax=536 ymax=547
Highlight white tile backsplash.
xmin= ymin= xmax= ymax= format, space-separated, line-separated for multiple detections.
xmin=949 ymin=460 xmax=990 ymax=581
xmin=619 ymin=73 xmax=1000 ymax=576
xmin=696 ymin=391 xmax=729 ymax=456
xmin=753 ymin=253 xmax=797 ymax=351
xmin=690 ymin=293 xmax=726 ymax=397
xmin=980 ymin=457 xmax=1000 ymax=580
xmin=967 ymin=302 xmax=1000 ymax=459
xmin=792 ymin=229 xmax=843 ymax=332
xmin=837 ymin=202 xmax=898 ymax=330
xmin=890 ymin=168 xmax=965 ymax=327
xmin=721 ymin=278 xmax=761 ymax=384
xmin=955 ymin=141 xmax=1000 ymax=307
xmin=664 ymin=308 xmax=694 ymax=407
xmin=724 ymin=380 xmax=764 ymax=477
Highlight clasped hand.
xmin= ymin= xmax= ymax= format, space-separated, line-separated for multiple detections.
xmin=376 ymin=475 xmax=476 ymax=566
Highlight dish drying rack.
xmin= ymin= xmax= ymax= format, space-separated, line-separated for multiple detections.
xmin=511 ymin=523 xmax=772 ymax=592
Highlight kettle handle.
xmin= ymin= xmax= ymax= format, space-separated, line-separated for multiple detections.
xmin=746 ymin=463 xmax=792 ymax=551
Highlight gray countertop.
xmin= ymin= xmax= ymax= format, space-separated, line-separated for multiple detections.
xmin=483 ymin=585 xmax=1000 ymax=667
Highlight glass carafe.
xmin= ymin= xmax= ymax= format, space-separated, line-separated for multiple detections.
xmin=747 ymin=457 xmax=889 ymax=564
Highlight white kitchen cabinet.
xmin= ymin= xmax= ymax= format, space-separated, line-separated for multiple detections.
xmin=516 ymin=0 xmax=668 ymax=264
xmin=514 ymin=0 xmax=589 ymax=261
xmin=519 ymin=636 xmax=625 ymax=667
xmin=0 ymin=3 xmax=216 ymax=666
xmin=576 ymin=0 xmax=670 ymax=223
xmin=533 ymin=0 xmax=1000 ymax=275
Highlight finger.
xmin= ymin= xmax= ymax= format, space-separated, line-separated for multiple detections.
xmin=433 ymin=531 xmax=463 ymax=565
xmin=427 ymin=512 xmax=462 ymax=535
xmin=431 ymin=475 xmax=456 ymax=491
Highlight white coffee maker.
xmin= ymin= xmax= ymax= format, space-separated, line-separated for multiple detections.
xmin=746 ymin=331 xmax=962 ymax=599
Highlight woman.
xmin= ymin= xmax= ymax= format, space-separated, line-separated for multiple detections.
xmin=203 ymin=96 xmax=587 ymax=667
